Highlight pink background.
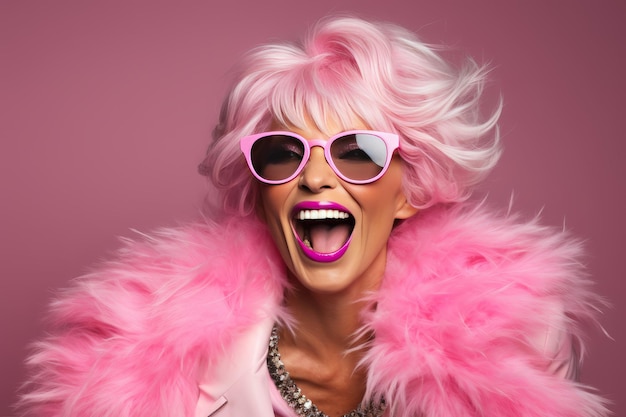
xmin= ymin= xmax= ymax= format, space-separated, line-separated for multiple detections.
xmin=1 ymin=1 xmax=624 ymax=416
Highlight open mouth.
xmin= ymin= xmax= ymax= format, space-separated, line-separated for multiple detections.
xmin=291 ymin=201 xmax=355 ymax=263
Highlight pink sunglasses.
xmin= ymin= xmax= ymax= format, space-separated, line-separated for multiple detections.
xmin=240 ymin=130 xmax=399 ymax=184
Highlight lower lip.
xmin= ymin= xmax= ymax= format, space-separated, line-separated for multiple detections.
xmin=295 ymin=234 xmax=352 ymax=263
xmin=291 ymin=201 xmax=352 ymax=263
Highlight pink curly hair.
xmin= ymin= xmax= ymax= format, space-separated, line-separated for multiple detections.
xmin=199 ymin=16 xmax=501 ymax=216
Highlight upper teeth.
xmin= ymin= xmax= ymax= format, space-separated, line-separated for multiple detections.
xmin=297 ymin=209 xmax=350 ymax=220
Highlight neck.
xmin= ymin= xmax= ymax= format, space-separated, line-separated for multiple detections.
xmin=276 ymin=273 xmax=382 ymax=417
xmin=282 ymin=277 xmax=378 ymax=355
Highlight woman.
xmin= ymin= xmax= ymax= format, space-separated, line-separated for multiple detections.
xmin=20 ymin=17 xmax=608 ymax=417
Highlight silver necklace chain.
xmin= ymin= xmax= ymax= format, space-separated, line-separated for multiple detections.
xmin=267 ymin=326 xmax=385 ymax=417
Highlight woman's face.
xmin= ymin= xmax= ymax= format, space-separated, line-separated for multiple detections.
xmin=257 ymin=119 xmax=417 ymax=296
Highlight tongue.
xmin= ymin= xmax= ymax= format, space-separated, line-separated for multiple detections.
xmin=309 ymin=223 xmax=351 ymax=253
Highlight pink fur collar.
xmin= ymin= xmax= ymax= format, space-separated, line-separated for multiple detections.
xmin=19 ymin=204 xmax=609 ymax=416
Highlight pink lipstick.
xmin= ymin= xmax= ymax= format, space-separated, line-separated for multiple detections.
xmin=291 ymin=201 xmax=354 ymax=263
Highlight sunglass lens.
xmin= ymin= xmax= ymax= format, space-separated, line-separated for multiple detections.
xmin=250 ymin=135 xmax=305 ymax=182
xmin=330 ymin=133 xmax=388 ymax=181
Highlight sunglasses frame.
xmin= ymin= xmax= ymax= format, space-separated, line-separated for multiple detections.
xmin=240 ymin=130 xmax=399 ymax=185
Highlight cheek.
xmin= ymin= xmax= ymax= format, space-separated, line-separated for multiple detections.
xmin=359 ymin=164 xmax=406 ymax=216
xmin=257 ymin=184 xmax=287 ymax=221
xmin=257 ymin=184 xmax=293 ymax=245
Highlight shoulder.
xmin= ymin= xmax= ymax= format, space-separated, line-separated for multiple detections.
xmin=19 ymin=217 xmax=286 ymax=417
xmin=387 ymin=203 xmax=595 ymax=302
xmin=49 ymin=217 xmax=285 ymax=348
xmin=366 ymin=203 xmax=609 ymax=417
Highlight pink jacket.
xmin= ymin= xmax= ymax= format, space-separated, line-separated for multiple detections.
xmin=19 ymin=204 xmax=609 ymax=416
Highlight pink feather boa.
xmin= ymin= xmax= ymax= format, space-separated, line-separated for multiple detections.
xmin=18 ymin=204 xmax=609 ymax=416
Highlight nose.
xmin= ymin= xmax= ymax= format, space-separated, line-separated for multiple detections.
xmin=298 ymin=146 xmax=338 ymax=193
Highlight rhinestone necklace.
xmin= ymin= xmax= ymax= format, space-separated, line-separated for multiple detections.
xmin=267 ymin=326 xmax=385 ymax=417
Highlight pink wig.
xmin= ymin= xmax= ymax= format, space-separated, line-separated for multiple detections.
xmin=199 ymin=16 xmax=501 ymax=216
